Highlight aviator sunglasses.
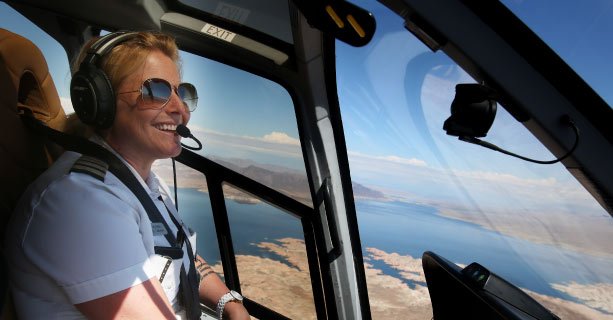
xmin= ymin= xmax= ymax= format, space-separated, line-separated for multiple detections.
xmin=119 ymin=78 xmax=198 ymax=112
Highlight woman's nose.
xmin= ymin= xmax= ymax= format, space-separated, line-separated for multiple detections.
xmin=164 ymin=90 xmax=190 ymax=116
xmin=162 ymin=91 xmax=190 ymax=125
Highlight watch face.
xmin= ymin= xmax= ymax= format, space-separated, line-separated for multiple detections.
xmin=230 ymin=290 xmax=243 ymax=301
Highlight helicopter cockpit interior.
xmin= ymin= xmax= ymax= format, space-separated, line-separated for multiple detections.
xmin=1 ymin=0 xmax=611 ymax=319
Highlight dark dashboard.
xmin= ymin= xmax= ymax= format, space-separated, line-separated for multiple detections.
xmin=422 ymin=251 xmax=560 ymax=320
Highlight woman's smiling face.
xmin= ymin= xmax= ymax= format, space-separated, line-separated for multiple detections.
xmin=105 ymin=50 xmax=190 ymax=171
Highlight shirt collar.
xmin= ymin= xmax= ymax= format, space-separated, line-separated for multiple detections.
xmin=89 ymin=134 xmax=156 ymax=197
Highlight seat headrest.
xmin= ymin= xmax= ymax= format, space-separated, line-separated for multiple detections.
xmin=0 ymin=28 xmax=68 ymax=244
xmin=0 ymin=28 xmax=65 ymax=129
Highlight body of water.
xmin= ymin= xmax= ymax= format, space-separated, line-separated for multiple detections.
xmin=178 ymin=188 xmax=304 ymax=266
xmin=177 ymin=188 xmax=613 ymax=301
xmin=356 ymin=200 xmax=613 ymax=299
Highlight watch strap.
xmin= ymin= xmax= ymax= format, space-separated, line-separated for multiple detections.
xmin=216 ymin=290 xmax=243 ymax=320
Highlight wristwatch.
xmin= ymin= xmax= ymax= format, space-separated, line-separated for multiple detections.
xmin=216 ymin=290 xmax=243 ymax=320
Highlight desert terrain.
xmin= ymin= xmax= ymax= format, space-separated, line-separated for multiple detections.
xmin=211 ymin=239 xmax=612 ymax=319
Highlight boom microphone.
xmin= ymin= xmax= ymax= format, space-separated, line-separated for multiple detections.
xmin=176 ymin=124 xmax=202 ymax=151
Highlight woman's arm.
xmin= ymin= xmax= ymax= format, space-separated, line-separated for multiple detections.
xmin=195 ymin=255 xmax=250 ymax=319
xmin=75 ymin=278 xmax=175 ymax=319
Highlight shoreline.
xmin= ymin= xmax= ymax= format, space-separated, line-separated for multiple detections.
xmin=212 ymin=238 xmax=613 ymax=320
xmin=433 ymin=206 xmax=613 ymax=259
xmin=353 ymin=196 xmax=613 ymax=260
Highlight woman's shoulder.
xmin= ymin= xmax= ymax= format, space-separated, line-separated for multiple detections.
xmin=8 ymin=153 xmax=145 ymax=248
xmin=24 ymin=152 xmax=137 ymax=209
xmin=35 ymin=152 xmax=115 ymax=189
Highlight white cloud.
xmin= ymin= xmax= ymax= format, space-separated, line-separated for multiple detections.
xmin=345 ymin=149 xmax=601 ymax=214
xmin=450 ymin=169 xmax=557 ymax=187
xmin=348 ymin=151 xmax=428 ymax=167
xmin=262 ymin=132 xmax=300 ymax=145
xmin=60 ymin=96 xmax=74 ymax=115
xmin=186 ymin=126 xmax=302 ymax=158
xmin=188 ymin=126 xmax=299 ymax=146
xmin=184 ymin=124 xmax=207 ymax=132
xmin=380 ymin=155 xmax=427 ymax=167
xmin=347 ymin=151 xmax=559 ymax=190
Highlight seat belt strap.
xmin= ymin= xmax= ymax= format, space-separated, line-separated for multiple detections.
xmin=21 ymin=112 xmax=202 ymax=319
xmin=158 ymin=198 xmax=201 ymax=320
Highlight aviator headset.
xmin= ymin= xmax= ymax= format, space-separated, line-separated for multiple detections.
xmin=70 ymin=31 xmax=138 ymax=129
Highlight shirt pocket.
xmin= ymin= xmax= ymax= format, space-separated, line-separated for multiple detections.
xmin=150 ymin=254 xmax=181 ymax=301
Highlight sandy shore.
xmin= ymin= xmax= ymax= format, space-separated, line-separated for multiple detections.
xmin=211 ymin=239 xmax=612 ymax=319
xmin=435 ymin=206 xmax=613 ymax=258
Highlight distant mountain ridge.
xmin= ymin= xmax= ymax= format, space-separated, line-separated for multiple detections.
xmin=211 ymin=157 xmax=385 ymax=201
xmin=154 ymin=156 xmax=385 ymax=203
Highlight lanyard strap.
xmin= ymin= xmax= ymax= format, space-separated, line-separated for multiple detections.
xmin=158 ymin=196 xmax=201 ymax=319
xmin=21 ymin=111 xmax=201 ymax=319
xmin=157 ymin=196 xmax=191 ymax=284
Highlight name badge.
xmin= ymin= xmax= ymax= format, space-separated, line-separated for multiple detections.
xmin=151 ymin=222 xmax=168 ymax=236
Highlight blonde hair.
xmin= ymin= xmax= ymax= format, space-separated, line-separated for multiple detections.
xmin=73 ymin=31 xmax=180 ymax=93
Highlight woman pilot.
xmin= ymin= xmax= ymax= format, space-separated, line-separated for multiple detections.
xmin=5 ymin=31 xmax=249 ymax=320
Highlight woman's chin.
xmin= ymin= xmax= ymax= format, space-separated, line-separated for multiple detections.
xmin=169 ymin=143 xmax=183 ymax=157
xmin=170 ymin=148 xmax=181 ymax=158
xmin=155 ymin=142 xmax=182 ymax=160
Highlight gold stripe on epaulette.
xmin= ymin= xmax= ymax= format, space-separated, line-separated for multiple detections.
xmin=70 ymin=155 xmax=109 ymax=181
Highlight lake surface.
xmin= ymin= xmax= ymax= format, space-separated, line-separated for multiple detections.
xmin=177 ymin=188 xmax=613 ymax=300
xmin=356 ymin=200 xmax=613 ymax=299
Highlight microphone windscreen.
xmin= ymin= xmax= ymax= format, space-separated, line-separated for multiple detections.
xmin=176 ymin=124 xmax=191 ymax=138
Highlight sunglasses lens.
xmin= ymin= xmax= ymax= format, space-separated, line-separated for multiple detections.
xmin=141 ymin=79 xmax=171 ymax=108
xmin=178 ymin=83 xmax=198 ymax=111
xmin=139 ymin=79 xmax=198 ymax=112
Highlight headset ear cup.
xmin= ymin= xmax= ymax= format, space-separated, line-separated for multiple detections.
xmin=71 ymin=31 xmax=138 ymax=129
xmin=70 ymin=66 xmax=115 ymax=129
xmin=89 ymin=68 xmax=115 ymax=129
xmin=70 ymin=69 xmax=97 ymax=126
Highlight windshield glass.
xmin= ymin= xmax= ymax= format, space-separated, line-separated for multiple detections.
xmin=178 ymin=50 xmax=311 ymax=206
xmin=337 ymin=1 xmax=613 ymax=318
xmin=500 ymin=0 xmax=613 ymax=108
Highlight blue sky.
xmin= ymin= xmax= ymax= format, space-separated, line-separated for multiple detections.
xmin=2 ymin=2 xmax=612 ymax=296
xmin=0 ymin=3 xmax=304 ymax=170
xmin=0 ymin=3 xmax=73 ymax=100
xmin=180 ymin=51 xmax=297 ymax=138
xmin=501 ymin=0 xmax=613 ymax=105
xmin=332 ymin=0 xmax=609 ymax=217
xmin=1 ymin=1 xmax=610 ymax=217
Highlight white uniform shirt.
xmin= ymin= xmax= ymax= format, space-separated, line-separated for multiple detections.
xmin=4 ymin=136 xmax=196 ymax=319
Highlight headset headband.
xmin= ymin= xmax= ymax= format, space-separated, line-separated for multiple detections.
xmin=81 ymin=31 xmax=138 ymax=67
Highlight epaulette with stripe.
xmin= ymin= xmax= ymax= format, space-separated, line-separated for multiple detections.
xmin=70 ymin=155 xmax=109 ymax=181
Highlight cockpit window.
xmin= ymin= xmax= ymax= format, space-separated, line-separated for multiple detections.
xmin=500 ymin=0 xmax=613 ymax=108
xmin=178 ymin=0 xmax=293 ymax=44
xmin=222 ymin=183 xmax=317 ymax=319
xmin=338 ymin=1 xmax=613 ymax=318
xmin=179 ymin=50 xmax=312 ymax=207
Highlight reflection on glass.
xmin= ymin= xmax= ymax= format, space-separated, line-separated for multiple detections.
xmin=338 ymin=1 xmax=613 ymax=319
xmin=223 ymin=183 xmax=316 ymax=319
xmin=179 ymin=50 xmax=312 ymax=207
xmin=152 ymin=159 xmax=222 ymax=268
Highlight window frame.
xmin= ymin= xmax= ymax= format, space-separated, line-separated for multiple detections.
xmin=176 ymin=150 xmax=328 ymax=319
